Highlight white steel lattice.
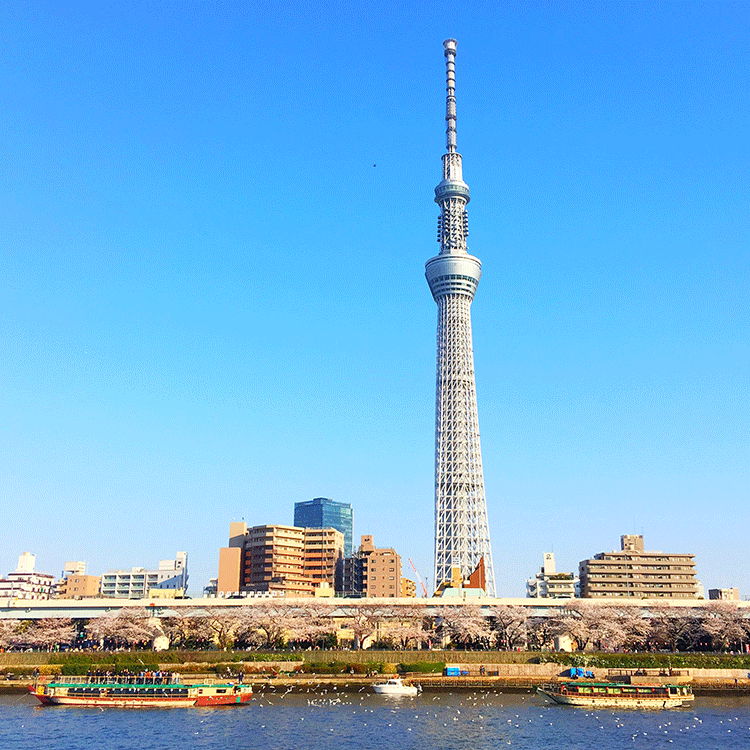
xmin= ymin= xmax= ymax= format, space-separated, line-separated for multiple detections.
xmin=425 ymin=39 xmax=496 ymax=597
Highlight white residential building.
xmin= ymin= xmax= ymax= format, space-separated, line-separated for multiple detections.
xmin=0 ymin=552 xmax=55 ymax=600
xmin=100 ymin=552 xmax=188 ymax=599
xmin=527 ymin=552 xmax=578 ymax=599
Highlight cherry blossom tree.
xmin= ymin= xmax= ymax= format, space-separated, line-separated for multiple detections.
xmin=86 ymin=608 xmax=162 ymax=648
xmin=550 ymin=601 xmax=594 ymax=651
xmin=551 ymin=601 xmax=625 ymax=651
xmin=612 ymin=606 xmax=651 ymax=650
xmin=488 ymin=605 xmax=529 ymax=650
xmin=0 ymin=620 xmax=21 ymax=650
xmin=699 ymin=602 xmax=748 ymax=652
xmin=233 ymin=604 xmax=293 ymax=649
xmin=24 ymin=618 xmax=77 ymax=650
xmin=526 ymin=616 xmax=557 ymax=651
xmin=593 ymin=606 xmax=631 ymax=650
xmin=160 ymin=610 xmax=214 ymax=649
xmin=382 ymin=605 xmax=432 ymax=649
xmin=286 ymin=603 xmax=337 ymax=647
xmin=200 ymin=609 xmax=246 ymax=650
xmin=647 ymin=603 xmax=701 ymax=652
xmin=113 ymin=607 xmax=161 ymax=646
xmin=434 ymin=605 xmax=492 ymax=649
xmin=344 ymin=604 xmax=386 ymax=650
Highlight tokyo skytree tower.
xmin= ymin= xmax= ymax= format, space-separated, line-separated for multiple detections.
xmin=425 ymin=39 xmax=496 ymax=597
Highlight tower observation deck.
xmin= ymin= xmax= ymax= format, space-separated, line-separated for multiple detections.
xmin=425 ymin=39 xmax=496 ymax=597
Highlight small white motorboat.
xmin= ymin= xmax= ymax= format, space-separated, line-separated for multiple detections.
xmin=372 ymin=678 xmax=420 ymax=696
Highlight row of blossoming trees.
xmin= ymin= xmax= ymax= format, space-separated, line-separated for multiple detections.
xmin=1 ymin=601 xmax=748 ymax=653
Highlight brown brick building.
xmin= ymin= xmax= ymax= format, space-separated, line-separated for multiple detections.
xmin=341 ymin=535 xmax=402 ymax=598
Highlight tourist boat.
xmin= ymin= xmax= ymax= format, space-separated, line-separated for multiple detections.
xmin=536 ymin=681 xmax=694 ymax=709
xmin=29 ymin=674 xmax=252 ymax=708
xmin=372 ymin=678 xmax=420 ymax=696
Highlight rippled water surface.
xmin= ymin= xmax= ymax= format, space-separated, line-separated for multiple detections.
xmin=3 ymin=688 xmax=750 ymax=750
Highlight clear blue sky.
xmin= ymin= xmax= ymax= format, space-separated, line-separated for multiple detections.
xmin=1 ymin=1 xmax=747 ymax=596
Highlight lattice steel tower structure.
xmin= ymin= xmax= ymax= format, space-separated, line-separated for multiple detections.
xmin=425 ymin=39 xmax=496 ymax=597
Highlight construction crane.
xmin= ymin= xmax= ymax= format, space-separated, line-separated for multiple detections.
xmin=408 ymin=558 xmax=429 ymax=597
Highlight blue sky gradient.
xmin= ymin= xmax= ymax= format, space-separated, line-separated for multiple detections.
xmin=1 ymin=1 xmax=747 ymax=595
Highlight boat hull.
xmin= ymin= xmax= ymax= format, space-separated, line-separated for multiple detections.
xmin=538 ymin=690 xmax=691 ymax=709
xmin=372 ymin=679 xmax=420 ymax=696
xmin=373 ymin=686 xmax=419 ymax=696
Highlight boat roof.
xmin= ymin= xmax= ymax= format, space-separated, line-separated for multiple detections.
xmin=46 ymin=679 xmax=236 ymax=688
xmin=559 ymin=681 xmax=687 ymax=688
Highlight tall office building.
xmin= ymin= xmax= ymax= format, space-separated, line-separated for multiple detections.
xmin=294 ymin=497 xmax=353 ymax=556
xmin=426 ymin=40 xmax=496 ymax=596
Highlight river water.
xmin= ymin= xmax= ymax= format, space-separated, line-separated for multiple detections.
xmin=3 ymin=688 xmax=750 ymax=749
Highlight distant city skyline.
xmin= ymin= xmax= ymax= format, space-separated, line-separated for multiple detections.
xmin=1 ymin=2 xmax=747 ymax=596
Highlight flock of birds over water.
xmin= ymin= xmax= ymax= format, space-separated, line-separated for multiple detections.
xmin=240 ymin=683 xmax=750 ymax=747
xmin=6 ymin=681 xmax=750 ymax=748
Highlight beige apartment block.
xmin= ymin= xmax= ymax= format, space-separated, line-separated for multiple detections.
xmin=579 ymin=534 xmax=698 ymax=599
xmin=303 ymin=527 xmax=345 ymax=590
xmin=217 ymin=522 xmax=343 ymax=597
xmin=57 ymin=574 xmax=101 ymax=599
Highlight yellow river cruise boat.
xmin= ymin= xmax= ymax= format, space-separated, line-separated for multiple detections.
xmin=536 ymin=680 xmax=694 ymax=709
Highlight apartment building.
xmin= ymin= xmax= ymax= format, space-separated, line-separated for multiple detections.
xmin=0 ymin=553 xmax=55 ymax=600
xmin=579 ymin=535 xmax=698 ymax=599
xmin=56 ymin=574 xmax=101 ymax=598
xmin=400 ymin=577 xmax=417 ymax=598
xmin=217 ymin=522 xmax=343 ymax=597
xmin=709 ymin=588 xmax=740 ymax=601
xmin=53 ymin=561 xmax=101 ymax=599
xmin=341 ymin=535 xmax=402 ymax=598
xmin=100 ymin=552 xmax=188 ymax=599
xmin=527 ymin=552 xmax=578 ymax=598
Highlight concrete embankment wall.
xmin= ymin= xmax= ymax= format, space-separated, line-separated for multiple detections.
xmin=4 ymin=651 xmax=750 ymax=692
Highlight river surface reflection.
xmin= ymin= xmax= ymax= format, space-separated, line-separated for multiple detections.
xmin=4 ymin=688 xmax=750 ymax=749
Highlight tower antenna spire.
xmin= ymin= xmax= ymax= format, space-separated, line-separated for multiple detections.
xmin=444 ymin=38 xmax=458 ymax=153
